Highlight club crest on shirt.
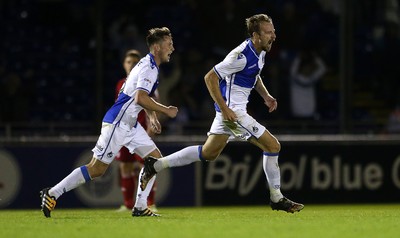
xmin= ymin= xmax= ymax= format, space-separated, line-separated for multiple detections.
xmin=252 ymin=126 xmax=259 ymax=133
xmin=238 ymin=132 xmax=250 ymax=140
xmin=95 ymin=143 xmax=104 ymax=152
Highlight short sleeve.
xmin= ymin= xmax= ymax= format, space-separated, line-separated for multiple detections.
xmin=214 ymin=50 xmax=247 ymax=79
xmin=136 ymin=67 xmax=157 ymax=94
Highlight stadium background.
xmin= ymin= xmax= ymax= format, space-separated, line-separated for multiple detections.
xmin=1 ymin=0 xmax=399 ymax=208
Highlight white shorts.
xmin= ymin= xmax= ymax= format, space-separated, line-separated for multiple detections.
xmin=92 ymin=122 xmax=156 ymax=164
xmin=207 ymin=110 xmax=266 ymax=141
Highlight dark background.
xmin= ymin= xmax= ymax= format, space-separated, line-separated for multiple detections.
xmin=1 ymin=0 xmax=400 ymax=137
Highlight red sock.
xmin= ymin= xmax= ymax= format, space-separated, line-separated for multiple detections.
xmin=120 ymin=175 xmax=136 ymax=209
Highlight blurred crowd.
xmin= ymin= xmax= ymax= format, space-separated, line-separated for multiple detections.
xmin=1 ymin=0 xmax=400 ymax=135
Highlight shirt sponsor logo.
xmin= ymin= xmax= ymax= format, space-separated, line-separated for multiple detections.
xmin=143 ymin=78 xmax=152 ymax=87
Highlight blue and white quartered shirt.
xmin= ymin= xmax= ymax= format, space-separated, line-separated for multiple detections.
xmin=213 ymin=38 xmax=266 ymax=112
xmin=103 ymin=53 xmax=159 ymax=128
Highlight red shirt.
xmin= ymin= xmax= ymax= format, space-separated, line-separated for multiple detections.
xmin=115 ymin=78 xmax=126 ymax=101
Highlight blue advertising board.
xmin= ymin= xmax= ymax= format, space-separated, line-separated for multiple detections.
xmin=0 ymin=142 xmax=195 ymax=209
xmin=1 ymin=138 xmax=399 ymax=209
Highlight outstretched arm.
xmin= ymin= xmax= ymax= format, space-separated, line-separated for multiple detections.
xmin=254 ymin=75 xmax=277 ymax=113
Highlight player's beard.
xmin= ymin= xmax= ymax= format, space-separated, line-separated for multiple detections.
xmin=264 ymin=42 xmax=273 ymax=52
xmin=263 ymin=45 xmax=271 ymax=52
xmin=163 ymin=54 xmax=171 ymax=63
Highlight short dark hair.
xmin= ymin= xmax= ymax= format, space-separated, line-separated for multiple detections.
xmin=125 ymin=49 xmax=142 ymax=59
xmin=146 ymin=27 xmax=172 ymax=47
xmin=245 ymin=14 xmax=272 ymax=37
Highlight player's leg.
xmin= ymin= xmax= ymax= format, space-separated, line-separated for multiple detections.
xmin=149 ymin=113 xmax=232 ymax=174
xmin=249 ymin=130 xmax=304 ymax=213
xmin=248 ymin=130 xmax=282 ymax=201
xmin=139 ymin=113 xmax=231 ymax=191
xmin=200 ymin=134 xmax=231 ymax=161
xmin=116 ymin=147 xmax=136 ymax=211
xmin=151 ymin=145 xmax=203 ymax=172
xmin=125 ymin=124 xmax=160 ymax=216
xmin=136 ymin=109 xmax=158 ymax=211
xmin=40 ymin=158 xmax=97 ymax=218
xmin=132 ymin=160 xmax=143 ymax=203
xmin=153 ymin=136 xmax=227 ymax=172
xmin=139 ymin=133 xmax=230 ymax=194
xmin=132 ymin=153 xmax=157 ymax=211
xmin=139 ymin=133 xmax=229 ymax=190
xmin=131 ymin=153 xmax=159 ymax=211
xmin=147 ymin=180 xmax=157 ymax=212
xmin=40 ymin=123 xmax=122 ymax=217
xmin=132 ymin=148 xmax=161 ymax=216
xmin=40 ymin=157 xmax=110 ymax=217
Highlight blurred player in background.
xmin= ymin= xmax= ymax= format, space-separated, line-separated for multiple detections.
xmin=140 ymin=14 xmax=304 ymax=213
xmin=40 ymin=27 xmax=178 ymax=218
xmin=115 ymin=49 xmax=158 ymax=212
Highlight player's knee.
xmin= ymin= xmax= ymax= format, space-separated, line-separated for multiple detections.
xmin=90 ymin=171 xmax=104 ymax=178
xmin=266 ymin=140 xmax=280 ymax=153
xmin=88 ymin=168 xmax=105 ymax=178
xmin=271 ymin=140 xmax=281 ymax=153
xmin=202 ymin=151 xmax=219 ymax=161
xmin=86 ymin=163 xmax=108 ymax=178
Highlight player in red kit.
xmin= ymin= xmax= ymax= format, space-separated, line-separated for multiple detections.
xmin=115 ymin=49 xmax=158 ymax=212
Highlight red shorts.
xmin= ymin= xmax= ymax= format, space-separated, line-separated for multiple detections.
xmin=115 ymin=146 xmax=144 ymax=163
xmin=115 ymin=110 xmax=147 ymax=163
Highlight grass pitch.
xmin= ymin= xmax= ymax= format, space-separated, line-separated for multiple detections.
xmin=1 ymin=204 xmax=399 ymax=238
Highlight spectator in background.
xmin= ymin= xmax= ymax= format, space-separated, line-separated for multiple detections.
xmin=0 ymin=70 xmax=30 ymax=122
xmin=114 ymin=49 xmax=158 ymax=212
xmin=108 ymin=16 xmax=148 ymax=61
xmin=289 ymin=49 xmax=326 ymax=119
xmin=385 ymin=105 xmax=400 ymax=134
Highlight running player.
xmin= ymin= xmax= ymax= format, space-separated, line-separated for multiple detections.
xmin=40 ymin=27 xmax=177 ymax=217
xmin=115 ymin=50 xmax=157 ymax=212
xmin=140 ymin=14 xmax=304 ymax=213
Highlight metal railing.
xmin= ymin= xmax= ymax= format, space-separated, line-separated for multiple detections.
xmin=0 ymin=119 xmax=393 ymax=141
